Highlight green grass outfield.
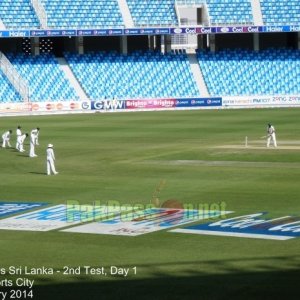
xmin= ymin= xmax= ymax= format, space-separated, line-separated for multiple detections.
xmin=0 ymin=108 xmax=300 ymax=300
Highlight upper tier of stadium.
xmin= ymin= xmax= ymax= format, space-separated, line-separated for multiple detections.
xmin=1 ymin=48 xmax=300 ymax=103
xmin=0 ymin=0 xmax=299 ymax=29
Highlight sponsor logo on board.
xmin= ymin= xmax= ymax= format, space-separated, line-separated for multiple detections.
xmin=62 ymin=208 xmax=231 ymax=236
xmin=0 ymin=202 xmax=47 ymax=218
xmin=170 ymin=213 xmax=300 ymax=240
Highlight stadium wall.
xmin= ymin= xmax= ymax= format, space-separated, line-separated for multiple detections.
xmin=2 ymin=96 xmax=300 ymax=116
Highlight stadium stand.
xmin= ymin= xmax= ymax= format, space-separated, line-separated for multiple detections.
xmin=127 ymin=0 xmax=178 ymax=26
xmin=197 ymin=48 xmax=300 ymax=96
xmin=0 ymin=70 xmax=22 ymax=103
xmin=176 ymin=0 xmax=205 ymax=4
xmin=0 ymin=0 xmax=40 ymax=29
xmin=41 ymin=0 xmax=124 ymax=28
xmin=260 ymin=0 xmax=300 ymax=25
xmin=206 ymin=0 xmax=254 ymax=25
xmin=5 ymin=53 xmax=79 ymax=102
xmin=64 ymin=50 xmax=200 ymax=99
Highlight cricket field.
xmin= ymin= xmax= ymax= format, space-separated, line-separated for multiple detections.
xmin=0 ymin=108 xmax=299 ymax=300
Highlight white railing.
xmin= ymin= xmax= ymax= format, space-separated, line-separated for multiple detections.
xmin=0 ymin=52 xmax=29 ymax=101
xmin=31 ymin=0 xmax=48 ymax=28
xmin=176 ymin=0 xmax=206 ymax=6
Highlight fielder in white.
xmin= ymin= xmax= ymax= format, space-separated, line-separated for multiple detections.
xmin=32 ymin=127 xmax=40 ymax=145
xmin=29 ymin=128 xmax=40 ymax=157
xmin=19 ymin=133 xmax=28 ymax=152
xmin=16 ymin=126 xmax=22 ymax=151
xmin=267 ymin=123 xmax=277 ymax=148
xmin=46 ymin=144 xmax=58 ymax=175
xmin=2 ymin=130 xmax=12 ymax=148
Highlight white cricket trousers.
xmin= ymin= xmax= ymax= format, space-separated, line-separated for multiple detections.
xmin=47 ymin=159 xmax=57 ymax=175
xmin=29 ymin=142 xmax=36 ymax=157
xmin=267 ymin=133 xmax=277 ymax=147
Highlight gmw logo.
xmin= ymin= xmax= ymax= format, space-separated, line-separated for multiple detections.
xmin=91 ymin=100 xmax=125 ymax=110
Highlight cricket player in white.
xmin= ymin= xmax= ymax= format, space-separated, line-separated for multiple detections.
xmin=19 ymin=133 xmax=28 ymax=152
xmin=46 ymin=144 xmax=58 ymax=175
xmin=2 ymin=130 xmax=12 ymax=148
xmin=267 ymin=123 xmax=277 ymax=148
xmin=29 ymin=129 xmax=39 ymax=157
xmin=16 ymin=126 xmax=22 ymax=151
xmin=32 ymin=127 xmax=40 ymax=145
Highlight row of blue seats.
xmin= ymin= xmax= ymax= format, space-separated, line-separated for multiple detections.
xmin=197 ymin=48 xmax=300 ymax=96
xmin=1 ymin=0 xmax=300 ymax=28
xmin=64 ymin=50 xmax=199 ymax=99
xmin=1 ymin=49 xmax=300 ymax=103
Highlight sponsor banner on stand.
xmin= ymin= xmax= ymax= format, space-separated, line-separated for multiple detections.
xmin=90 ymin=100 xmax=126 ymax=111
xmin=0 ymin=204 xmax=133 ymax=232
xmin=0 ymin=202 xmax=47 ymax=218
xmin=171 ymin=27 xmax=215 ymax=34
xmin=28 ymin=101 xmax=84 ymax=112
xmin=0 ymin=102 xmax=29 ymax=113
xmin=2 ymin=25 xmax=300 ymax=39
xmin=223 ymin=95 xmax=300 ymax=108
xmin=0 ymin=30 xmax=30 ymax=38
xmin=176 ymin=97 xmax=222 ymax=107
xmin=85 ymin=98 xmax=222 ymax=112
xmin=170 ymin=212 xmax=300 ymax=240
xmin=30 ymin=30 xmax=77 ymax=37
xmin=263 ymin=25 xmax=291 ymax=33
xmin=125 ymin=99 xmax=177 ymax=110
xmin=62 ymin=208 xmax=231 ymax=236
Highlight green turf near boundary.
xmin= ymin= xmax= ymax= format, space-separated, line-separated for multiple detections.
xmin=0 ymin=108 xmax=300 ymax=300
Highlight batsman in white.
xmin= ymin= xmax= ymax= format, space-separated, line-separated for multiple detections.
xmin=2 ymin=130 xmax=12 ymax=148
xmin=267 ymin=123 xmax=277 ymax=148
xmin=46 ymin=144 xmax=58 ymax=175
xmin=29 ymin=128 xmax=40 ymax=157
xmin=16 ymin=125 xmax=22 ymax=151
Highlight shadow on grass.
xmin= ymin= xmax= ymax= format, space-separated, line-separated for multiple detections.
xmin=28 ymin=172 xmax=46 ymax=175
xmin=4 ymin=256 xmax=300 ymax=300
xmin=27 ymin=269 xmax=300 ymax=300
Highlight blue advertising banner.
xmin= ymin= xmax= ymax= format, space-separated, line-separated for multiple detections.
xmin=171 ymin=27 xmax=216 ymax=34
xmin=78 ymin=29 xmax=96 ymax=36
xmin=30 ymin=29 xmax=77 ymax=37
xmin=0 ymin=30 xmax=30 ymax=38
xmin=263 ymin=25 xmax=291 ymax=33
xmin=175 ymin=98 xmax=222 ymax=107
xmin=171 ymin=212 xmax=300 ymax=240
xmin=289 ymin=25 xmax=300 ymax=32
xmin=124 ymin=28 xmax=143 ymax=35
xmin=0 ymin=202 xmax=47 ymax=218
xmin=1 ymin=25 xmax=300 ymax=38
xmin=90 ymin=100 xmax=126 ymax=110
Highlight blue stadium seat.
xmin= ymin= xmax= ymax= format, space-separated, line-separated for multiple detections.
xmin=0 ymin=70 xmax=22 ymax=103
xmin=260 ymin=0 xmax=300 ymax=25
xmin=207 ymin=0 xmax=254 ymax=25
xmin=127 ymin=0 xmax=178 ymax=26
xmin=6 ymin=53 xmax=79 ymax=102
xmin=197 ymin=48 xmax=300 ymax=96
xmin=41 ymin=0 xmax=124 ymax=28
xmin=0 ymin=0 xmax=40 ymax=29
xmin=64 ymin=50 xmax=200 ymax=99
